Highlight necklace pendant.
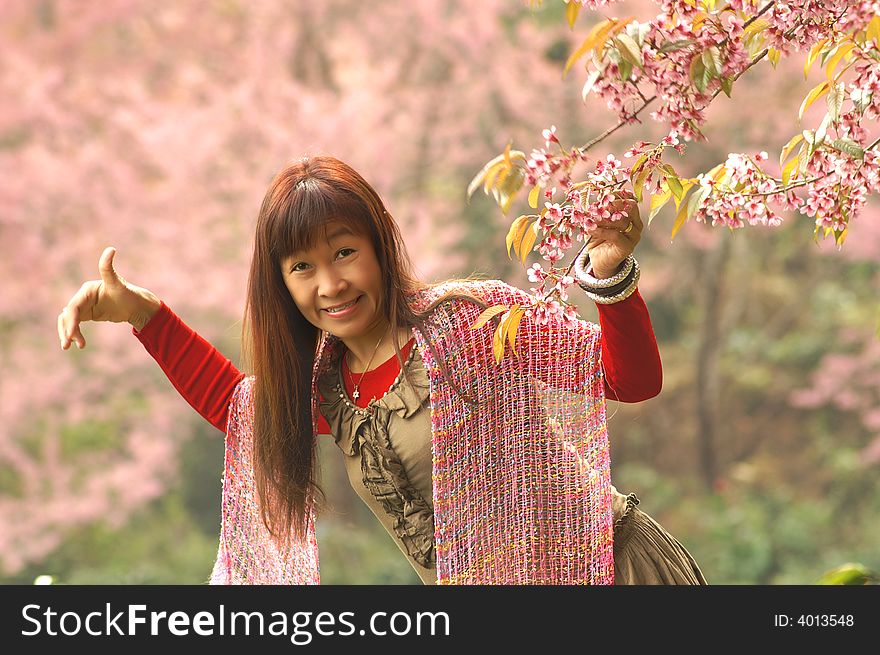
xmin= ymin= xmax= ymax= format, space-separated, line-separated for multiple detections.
xmin=352 ymin=389 xmax=360 ymax=400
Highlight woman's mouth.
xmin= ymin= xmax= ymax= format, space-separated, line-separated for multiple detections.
xmin=322 ymin=296 xmax=361 ymax=317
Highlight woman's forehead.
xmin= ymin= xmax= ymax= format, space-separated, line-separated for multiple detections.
xmin=287 ymin=219 xmax=363 ymax=256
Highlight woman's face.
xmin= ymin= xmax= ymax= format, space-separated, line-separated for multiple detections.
xmin=279 ymin=220 xmax=386 ymax=339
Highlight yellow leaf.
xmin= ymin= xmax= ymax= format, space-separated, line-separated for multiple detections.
xmin=799 ymin=81 xmax=830 ymax=121
xmin=803 ymin=40 xmax=826 ymax=78
xmin=648 ymin=188 xmax=672 ymax=225
xmin=708 ymin=164 xmax=727 ymax=182
xmin=779 ymin=133 xmax=804 ymax=167
xmin=868 ymin=16 xmax=880 ymax=44
xmin=471 ymin=304 xmax=508 ymax=330
xmin=467 ymin=151 xmax=527 ymax=200
xmin=528 ymin=185 xmax=542 ymax=209
xmin=630 ymin=152 xmax=649 ymax=176
xmin=782 ymin=153 xmax=801 ymax=185
xmin=670 ymin=196 xmax=690 ymax=241
xmin=566 ymin=0 xmax=580 ymax=29
xmin=633 ymin=167 xmax=651 ymax=202
xmin=666 ymin=174 xmax=683 ymax=201
xmin=744 ymin=18 xmax=769 ymax=40
xmin=519 ymin=222 xmax=539 ymax=266
xmin=506 ymin=215 xmax=532 ymax=259
xmin=503 ymin=141 xmax=512 ymax=167
xmin=826 ymin=42 xmax=854 ymax=82
xmin=674 ymin=180 xmax=695 ymax=210
xmin=693 ymin=13 xmax=707 ymax=33
xmin=493 ymin=316 xmax=507 ymax=363
xmin=564 ymin=20 xmax=612 ymax=77
xmin=768 ymin=47 xmax=780 ymax=67
xmin=506 ymin=305 xmax=525 ymax=357
xmin=483 ymin=162 xmax=506 ymax=194
xmin=563 ymin=17 xmax=634 ymax=77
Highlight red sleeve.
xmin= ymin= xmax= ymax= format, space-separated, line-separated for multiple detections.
xmin=132 ymin=301 xmax=245 ymax=432
xmin=596 ymin=289 xmax=662 ymax=403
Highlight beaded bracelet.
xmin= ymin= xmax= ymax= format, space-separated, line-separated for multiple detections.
xmin=573 ymin=250 xmax=635 ymax=290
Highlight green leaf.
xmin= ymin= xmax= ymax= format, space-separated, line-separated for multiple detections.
xmin=659 ymin=39 xmax=693 ymax=54
xmin=619 ymin=58 xmax=633 ymax=83
xmin=720 ymin=76 xmax=733 ymax=98
xmin=702 ymin=47 xmax=722 ymax=77
xmin=816 ymin=563 xmax=878 ymax=585
xmin=690 ymin=54 xmax=710 ymax=94
xmin=830 ymin=138 xmax=865 ymax=160
xmin=615 ymin=33 xmax=643 ymax=69
xmin=666 ymin=174 xmax=683 ymax=200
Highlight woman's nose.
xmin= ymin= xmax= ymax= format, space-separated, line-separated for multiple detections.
xmin=317 ymin=269 xmax=349 ymax=297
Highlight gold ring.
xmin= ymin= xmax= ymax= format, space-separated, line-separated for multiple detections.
xmin=623 ymin=221 xmax=634 ymax=234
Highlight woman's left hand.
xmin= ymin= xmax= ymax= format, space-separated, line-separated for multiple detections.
xmin=585 ymin=190 xmax=643 ymax=280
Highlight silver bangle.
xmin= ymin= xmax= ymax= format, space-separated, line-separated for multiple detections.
xmin=573 ymin=250 xmax=634 ymax=290
xmin=581 ymin=259 xmax=640 ymax=304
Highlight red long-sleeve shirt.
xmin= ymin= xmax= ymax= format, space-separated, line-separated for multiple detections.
xmin=132 ymin=289 xmax=661 ymax=434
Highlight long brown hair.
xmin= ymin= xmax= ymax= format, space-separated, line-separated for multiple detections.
xmin=241 ymin=155 xmax=488 ymax=544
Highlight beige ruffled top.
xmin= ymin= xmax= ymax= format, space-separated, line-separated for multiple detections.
xmin=316 ymin=338 xmax=439 ymax=584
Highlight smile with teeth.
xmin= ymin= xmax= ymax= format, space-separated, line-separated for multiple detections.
xmin=323 ymin=296 xmax=360 ymax=313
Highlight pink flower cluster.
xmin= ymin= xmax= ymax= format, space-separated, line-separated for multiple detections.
xmin=564 ymin=0 xmax=620 ymax=9
xmin=764 ymin=1 xmax=879 ymax=55
xmin=586 ymin=2 xmax=752 ymax=141
xmin=690 ymin=144 xmax=880 ymax=236
xmin=523 ymin=135 xmax=635 ymax=326
xmin=524 ymin=128 xmax=590 ymax=194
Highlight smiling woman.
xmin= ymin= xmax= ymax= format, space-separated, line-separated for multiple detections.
xmin=57 ymin=155 xmax=705 ymax=585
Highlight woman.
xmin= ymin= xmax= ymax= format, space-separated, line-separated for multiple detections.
xmin=57 ymin=156 xmax=705 ymax=585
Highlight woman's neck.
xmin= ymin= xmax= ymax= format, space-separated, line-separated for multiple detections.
xmin=344 ymin=325 xmax=414 ymax=374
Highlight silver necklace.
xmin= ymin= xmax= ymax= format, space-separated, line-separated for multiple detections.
xmin=347 ymin=329 xmax=387 ymax=401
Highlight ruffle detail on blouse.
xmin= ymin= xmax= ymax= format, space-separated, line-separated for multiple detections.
xmin=316 ymin=340 xmax=435 ymax=568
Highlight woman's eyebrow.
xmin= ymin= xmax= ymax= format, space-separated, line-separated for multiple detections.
xmin=326 ymin=226 xmax=355 ymax=240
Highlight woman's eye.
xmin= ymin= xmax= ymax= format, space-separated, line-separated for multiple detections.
xmin=337 ymin=248 xmax=354 ymax=258
xmin=290 ymin=262 xmax=308 ymax=273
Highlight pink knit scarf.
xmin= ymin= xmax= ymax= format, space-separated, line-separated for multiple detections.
xmin=210 ymin=279 xmax=612 ymax=584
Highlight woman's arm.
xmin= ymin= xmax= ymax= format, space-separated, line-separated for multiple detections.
xmin=58 ymin=246 xmax=247 ymax=431
xmin=596 ymin=288 xmax=662 ymax=403
xmin=133 ymin=302 xmax=245 ymax=432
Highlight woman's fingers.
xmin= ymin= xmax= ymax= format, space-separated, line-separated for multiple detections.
xmin=59 ymin=282 xmax=97 ymax=350
xmin=587 ymin=227 xmax=634 ymax=250
xmin=98 ymin=246 xmax=121 ymax=288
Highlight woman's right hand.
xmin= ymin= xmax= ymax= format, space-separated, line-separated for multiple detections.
xmin=58 ymin=246 xmax=162 ymax=350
